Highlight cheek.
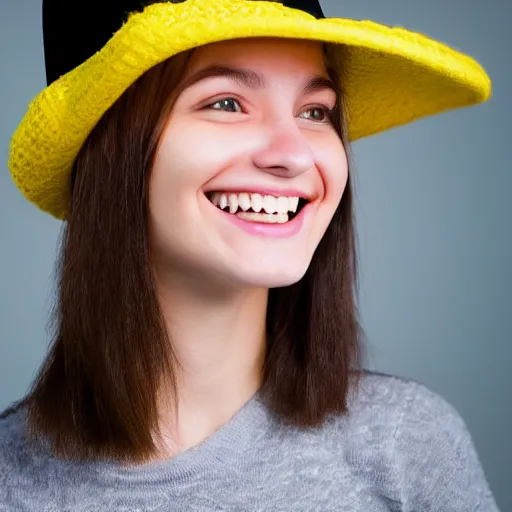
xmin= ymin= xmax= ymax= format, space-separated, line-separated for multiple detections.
xmin=318 ymin=136 xmax=349 ymax=205
xmin=151 ymin=124 xmax=220 ymax=191
xmin=148 ymin=120 xmax=245 ymax=242
xmin=149 ymin=123 xmax=226 ymax=218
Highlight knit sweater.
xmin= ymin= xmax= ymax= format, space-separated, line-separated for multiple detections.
xmin=0 ymin=371 xmax=500 ymax=511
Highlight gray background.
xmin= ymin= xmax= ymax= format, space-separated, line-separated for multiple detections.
xmin=0 ymin=0 xmax=510 ymax=509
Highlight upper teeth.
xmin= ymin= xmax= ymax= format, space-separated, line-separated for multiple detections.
xmin=210 ymin=192 xmax=301 ymax=215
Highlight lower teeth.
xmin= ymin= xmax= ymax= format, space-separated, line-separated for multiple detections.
xmin=235 ymin=211 xmax=289 ymax=224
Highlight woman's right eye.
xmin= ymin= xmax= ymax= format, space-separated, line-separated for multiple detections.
xmin=208 ymin=98 xmax=242 ymax=112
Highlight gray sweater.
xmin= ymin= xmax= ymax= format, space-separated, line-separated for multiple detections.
xmin=0 ymin=371 xmax=500 ymax=511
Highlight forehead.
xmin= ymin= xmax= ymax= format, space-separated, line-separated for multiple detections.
xmin=184 ymin=38 xmax=328 ymax=76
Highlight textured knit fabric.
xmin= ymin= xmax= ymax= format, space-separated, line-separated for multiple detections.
xmin=0 ymin=371 xmax=500 ymax=511
xmin=8 ymin=0 xmax=492 ymax=219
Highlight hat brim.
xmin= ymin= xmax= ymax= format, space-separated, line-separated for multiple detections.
xmin=9 ymin=0 xmax=491 ymax=219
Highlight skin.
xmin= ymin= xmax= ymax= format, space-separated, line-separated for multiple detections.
xmin=148 ymin=38 xmax=348 ymax=457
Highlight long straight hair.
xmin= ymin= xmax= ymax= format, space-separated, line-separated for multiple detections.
xmin=1 ymin=44 xmax=365 ymax=464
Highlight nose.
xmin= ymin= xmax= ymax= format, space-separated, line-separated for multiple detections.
xmin=252 ymin=120 xmax=315 ymax=179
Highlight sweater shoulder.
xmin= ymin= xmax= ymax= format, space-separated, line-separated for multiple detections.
xmin=331 ymin=370 xmax=468 ymax=476
xmin=343 ymin=371 xmax=498 ymax=510
xmin=0 ymin=405 xmax=36 ymax=475
xmin=345 ymin=369 xmax=460 ymax=428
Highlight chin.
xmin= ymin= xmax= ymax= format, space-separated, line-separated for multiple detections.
xmin=235 ymin=264 xmax=310 ymax=289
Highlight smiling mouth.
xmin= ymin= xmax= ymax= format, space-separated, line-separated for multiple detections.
xmin=205 ymin=191 xmax=309 ymax=223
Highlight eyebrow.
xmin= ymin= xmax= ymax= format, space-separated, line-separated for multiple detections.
xmin=176 ymin=65 xmax=338 ymax=99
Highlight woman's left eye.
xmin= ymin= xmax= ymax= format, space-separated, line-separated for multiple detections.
xmin=208 ymin=98 xmax=242 ymax=112
xmin=299 ymin=107 xmax=333 ymax=122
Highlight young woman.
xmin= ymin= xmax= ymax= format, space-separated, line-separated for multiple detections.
xmin=1 ymin=0 xmax=499 ymax=510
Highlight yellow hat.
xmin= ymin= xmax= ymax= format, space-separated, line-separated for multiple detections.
xmin=8 ymin=0 xmax=491 ymax=219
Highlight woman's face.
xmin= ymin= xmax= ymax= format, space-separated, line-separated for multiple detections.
xmin=149 ymin=38 xmax=348 ymax=289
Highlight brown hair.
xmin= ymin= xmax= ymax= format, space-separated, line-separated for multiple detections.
xmin=1 ymin=43 xmax=365 ymax=464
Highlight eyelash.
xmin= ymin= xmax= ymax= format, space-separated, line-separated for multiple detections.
xmin=206 ymin=97 xmax=335 ymax=123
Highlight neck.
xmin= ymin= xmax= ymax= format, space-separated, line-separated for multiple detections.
xmin=153 ymin=271 xmax=268 ymax=456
